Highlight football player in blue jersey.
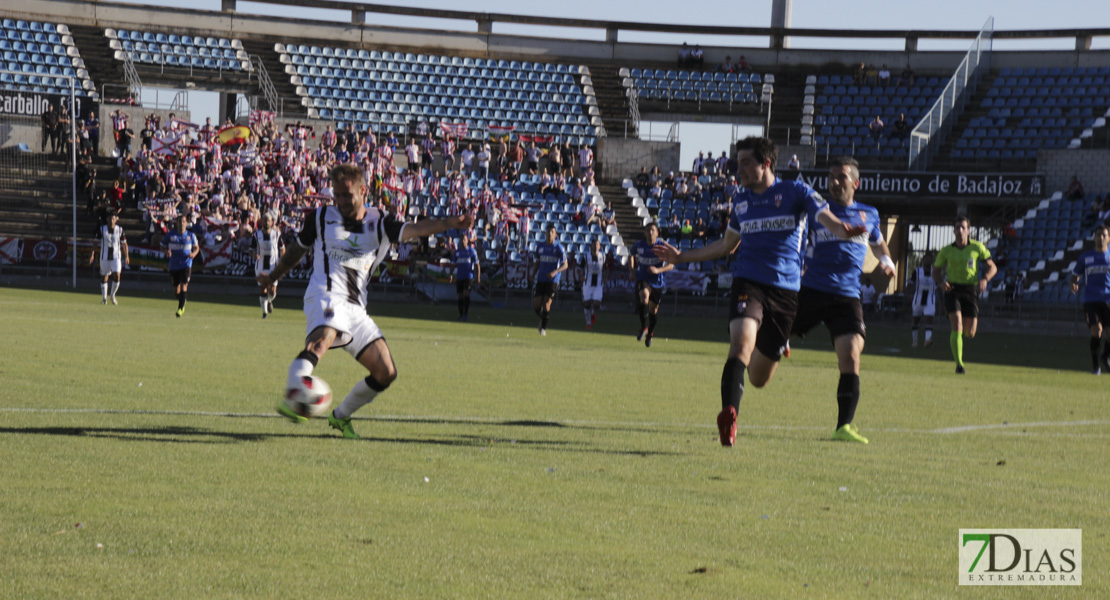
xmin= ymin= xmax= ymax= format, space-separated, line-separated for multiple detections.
xmin=1070 ymin=224 xmax=1110 ymax=374
xmin=161 ymin=214 xmax=200 ymax=317
xmin=531 ymin=224 xmax=568 ymax=336
xmin=451 ymin=235 xmax=481 ymax=321
xmin=628 ymin=221 xmax=673 ymax=347
xmin=654 ymin=137 xmax=867 ymax=447
xmin=791 ymin=157 xmax=896 ymax=444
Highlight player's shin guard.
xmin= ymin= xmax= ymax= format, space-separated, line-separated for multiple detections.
xmin=836 ymin=373 xmax=860 ymax=429
xmin=720 ymin=358 xmax=746 ymax=412
xmin=1092 ymin=337 xmax=1103 ymax=371
xmin=287 ymin=350 xmax=318 ymax=390
xmin=334 ymin=375 xmax=390 ymax=420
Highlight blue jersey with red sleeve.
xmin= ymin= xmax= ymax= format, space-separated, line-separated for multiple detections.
xmin=1072 ymin=249 xmax=1110 ymax=303
xmin=727 ymin=178 xmax=828 ymax=291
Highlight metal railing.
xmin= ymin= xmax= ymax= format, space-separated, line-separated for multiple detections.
xmin=908 ymin=17 xmax=994 ymax=171
xmin=119 ymin=44 xmax=143 ymax=102
xmin=249 ymin=54 xmax=283 ymax=116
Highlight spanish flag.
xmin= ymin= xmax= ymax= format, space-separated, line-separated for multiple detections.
xmin=217 ymin=125 xmax=251 ymax=146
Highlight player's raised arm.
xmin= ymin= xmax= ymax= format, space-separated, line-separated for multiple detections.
xmin=817 ymin=208 xmax=868 ymax=239
xmin=399 ymin=213 xmax=474 ymax=242
xmin=653 ymin=228 xmax=740 ymax=265
xmin=871 ymin=238 xmax=897 ymax=278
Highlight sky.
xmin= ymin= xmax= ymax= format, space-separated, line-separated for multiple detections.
xmin=118 ymin=0 xmax=1108 ymax=164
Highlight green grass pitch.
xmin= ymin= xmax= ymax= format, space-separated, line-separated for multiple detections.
xmin=1 ymin=286 xmax=1107 ymax=598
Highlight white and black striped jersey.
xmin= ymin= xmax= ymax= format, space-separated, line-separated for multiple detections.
xmin=583 ymin=250 xmax=605 ymax=288
xmin=96 ymin=224 xmax=126 ymax=261
xmin=910 ymin=265 xmax=936 ymax=303
xmin=251 ymin=227 xmax=285 ymax=272
xmin=296 ymin=205 xmax=406 ymax=306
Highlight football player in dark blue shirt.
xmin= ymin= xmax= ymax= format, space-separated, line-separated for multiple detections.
xmin=791 ymin=157 xmax=896 ymax=444
xmin=1070 ymin=224 xmax=1110 ymax=374
xmin=161 ymin=214 xmax=200 ymax=317
xmin=531 ymin=224 xmax=568 ymax=336
xmin=452 ymin=235 xmax=481 ymax=321
xmin=654 ymin=137 xmax=867 ymax=447
xmin=628 ymin=221 xmax=673 ymax=347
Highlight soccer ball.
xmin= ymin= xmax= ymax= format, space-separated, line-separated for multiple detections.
xmin=284 ymin=375 xmax=333 ymax=419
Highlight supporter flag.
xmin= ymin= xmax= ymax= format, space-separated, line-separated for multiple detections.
xmin=152 ymin=133 xmax=184 ymax=156
xmin=518 ymin=133 xmax=554 ymax=144
xmin=439 ymin=122 xmax=469 ymax=139
xmin=248 ymin=110 xmax=276 ymax=128
xmin=217 ymin=125 xmax=251 ymax=146
xmin=488 ymin=124 xmax=514 ymax=141
xmin=236 ymin=147 xmax=257 ymax=165
xmin=166 ymin=118 xmax=200 ymax=131
xmin=201 ymin=237 xmax=233 ymax=270
xmin=0 ymin=237 xmax=22 ymax=265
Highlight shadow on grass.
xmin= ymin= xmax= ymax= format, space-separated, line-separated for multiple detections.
xmin=0 ymin=423 xmax=679 ymax=456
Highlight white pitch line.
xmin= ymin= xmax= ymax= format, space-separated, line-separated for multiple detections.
xmin=2 ymin=407 xmax=1109 ymax=436
xmin=931 ymin=420 xmax=1110 ymax=434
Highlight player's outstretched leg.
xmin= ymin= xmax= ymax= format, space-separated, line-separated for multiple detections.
xmin=718 ymin=357 xmax=745 ymax=447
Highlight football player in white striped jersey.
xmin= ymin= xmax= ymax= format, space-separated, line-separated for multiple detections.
xmin=89 ymin=212 xmax=128 ymax=304
xmin=581 ymin=239 xmax=606 ymax=329
xmin=259 ymin=164 xmax=474 ymax=439
xmin=251 ymin=213 xmax=285 ymax=319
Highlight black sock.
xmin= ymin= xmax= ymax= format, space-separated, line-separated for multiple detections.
xmin=464 ymin=297 xmax=471 ymax=316
xmin=297 ymin=350 xmax=320 ymax=368
xmin=177 ymin=291 xmax=186 ymax=309
xmin=1091 ymin=337 xmax=1102 ymax=371
xmin=836 ymin=373 xmax=861 ymax=428
xmin=638 ymin=304 xmax=648 ymax=329
xmin=720 ymin=358 xmax=746 ymax=412
xmin=648 ymin=313 xmax=657 ymax=334
xmin=458 ymin=297 xmax=465 ymax=317
xmin=534 ymin=307 xmax=542 ymax=318
xmin=540 ymin=309 xmax=549 ymax=329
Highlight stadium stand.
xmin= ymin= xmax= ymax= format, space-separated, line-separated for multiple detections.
xmin=106 ymin=28 xmax=250 ymax=72
xmin=623 ymin=67 xmax=771 ymax=105
xmin=0 ymin=18 xmax=98 ymax=99
xmin=276 ymin=44 xmax=601 ymax=144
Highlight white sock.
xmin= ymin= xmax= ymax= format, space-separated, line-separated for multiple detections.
xmin=911 ymin=329 xmax=918 ymax=344
xmin=260 ymin=296 xmax=268 ymax=311
xmin=100 ymin=283 xmax=108 ymax=300
xmin=109 ymin=280 xmax=119 ymax=297
xmin=925 ymin=329 xmax=933 ymax=343
xmin=334 ymin=378 xmax=378 ymax=420
xmin=267 ymin=291 xmax=277 ymax=303
xmin=584 ymin=308 xmax=591 ymax=324
xmin=286 ymin=358 xmax=314 ymax=390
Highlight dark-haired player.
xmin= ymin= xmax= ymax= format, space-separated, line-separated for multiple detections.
xmin=792 ymin=157 xmax=896 ymax=444
xmin=452 ymin=235 xmax=480 ymax=321
xmin=1070 ymin=225 xmax=1110 ymax=374
xmin=530 ymin=224 xmax=567 ymax=336
xmin=629 ymin=222 xmax=672 ymax=347
xmin=162 ymin=214 xmax=199 ymax=317
xmin=654 ymin=136 xmax=867 ymax=446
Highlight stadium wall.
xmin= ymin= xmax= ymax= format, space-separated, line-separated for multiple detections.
xmin=1038 ymin=149 xmax=1110 ymax=196
xmin=4 ymin=0 xmax=1109 ymax=72
xmin=596 ymin=137 xmax=679 ymax=181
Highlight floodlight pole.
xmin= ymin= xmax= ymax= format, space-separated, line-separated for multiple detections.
xmin=70 ymin=78 xmax=77 ymax=288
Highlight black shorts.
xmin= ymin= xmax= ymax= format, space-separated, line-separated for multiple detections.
xmin=944 ymin=283 xmax=979 ymax=318
xmin=534 ymin=281 xmax=558 ymax=299
xmin=1084 ymin=302 xmax=1110 ymax=329
xmin=636 ymin=280 xmax=663 ymax=305
xmin=791 ymin=286 xmax=867 ymax=342
xmin=728 ymin=277 xmax=799 ymax=361
xmin=170 ymin=267 xmax=192 ymax=286
xmin=456 ymin=279 xmax=472 ymax=295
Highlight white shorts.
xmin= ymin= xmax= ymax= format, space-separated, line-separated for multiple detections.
xmin=304 ymin=294 xmax=384 ymax=359
xmin=911 ymin=288 xmax=936 ymax=317
xmin=100 ymin=258 xmax=122 ymax=277
xmin=582 ymin=284 xmax=603 ymax=303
